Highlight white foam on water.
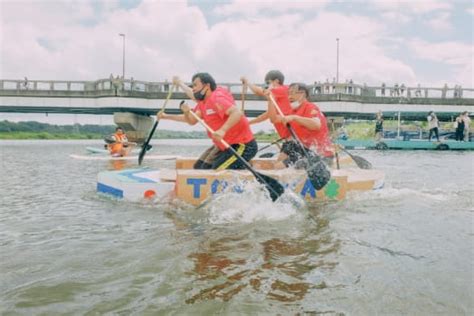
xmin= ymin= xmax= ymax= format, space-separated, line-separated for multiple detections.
xmin=348 ymin=186 xmax=451 ymax=202
xmin=202 ymin=179 xmax=306 ymax=224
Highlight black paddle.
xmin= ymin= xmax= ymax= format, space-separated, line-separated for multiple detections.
xmin=257 ymin=137 xmax=284 ymax=153
xmin=187 ymin=107 xmax=284 ymax=201
xmin=338 ymin=145 xmax=372 ymax=169
xmin=138 ymin=86 xmax=175 ymax=165
xmin=268 ymin=94 xmax=331 ymax=190
xmin=329 ymin=119 xmax=372 ymax=169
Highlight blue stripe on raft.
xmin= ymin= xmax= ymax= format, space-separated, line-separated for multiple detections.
xmin=119 ymin=169 xmax=156 ymax=183
xmin=97 ymin=182 xmax=123 ymax=198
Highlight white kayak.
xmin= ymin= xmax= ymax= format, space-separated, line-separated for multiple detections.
xmin=85 ymin=146 xmax=150 ymax=154
xmin=70 ymin=154 xmax=179 ymax=161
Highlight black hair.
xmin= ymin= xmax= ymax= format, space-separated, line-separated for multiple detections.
xmin=289 ymin=82 xmax=309 ymax=98
xmin=115 ymin=126 xmax=123 ymax=131
xmin=192 ymin=72 xmax=217 ymax=91
xmin=264 ymin=70 xmax=285 ymax=84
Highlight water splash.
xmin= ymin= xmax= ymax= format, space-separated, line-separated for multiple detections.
xmin=200 ymin=179 xmax=306 ymax=224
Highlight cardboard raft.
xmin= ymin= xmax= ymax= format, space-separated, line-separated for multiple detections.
xmin=97 ymin=165 xmax=384 ymax=206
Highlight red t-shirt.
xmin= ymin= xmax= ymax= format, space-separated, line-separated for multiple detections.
xmin=290 ymin=101 xmax=333 ymax=157
xmin=194 ymin=87 xmax=254 ymax=151
xmin=270 ymin=85 xmax=291 ymax=139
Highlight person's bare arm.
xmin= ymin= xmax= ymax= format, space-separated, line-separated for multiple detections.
xmin=283 ymin=111 xmax=322 ymax=130
xmin=249 ymin=111 xmax=269 ymax=125
xmin=173 ymin=76 xmax=195 ymax=101
xmin=212 ymin=106 xmax=243 ymax=142
xmin=157 ymin=103 xmax=200 ymax=126
xmin=241 ymin=77 xmax=265 ymax=96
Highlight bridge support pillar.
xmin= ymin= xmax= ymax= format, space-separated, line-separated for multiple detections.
xmin=113 ymin=112 xmax=154 ymax=144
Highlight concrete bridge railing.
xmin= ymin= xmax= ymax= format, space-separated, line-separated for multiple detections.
xmin=1 ymin=78 xmax=473 ymax=102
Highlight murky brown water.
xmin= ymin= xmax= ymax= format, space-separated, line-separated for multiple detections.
xmin=0 ymin=140 xmax=473 ymax=314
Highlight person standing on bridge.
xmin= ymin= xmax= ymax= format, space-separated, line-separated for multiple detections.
xmin=159 ymin=72 xmax=257 ymax=170
xmin=427 ymin=111 xmax=440 ymax=142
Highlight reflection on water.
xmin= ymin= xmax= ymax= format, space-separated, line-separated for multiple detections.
xmin=185 ymin=211 xmax=339 ymax=304
xmin=108 ymin=159 xmax=131 ymax=170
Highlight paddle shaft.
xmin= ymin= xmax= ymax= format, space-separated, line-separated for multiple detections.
xmin=268 ymin=94 xmax=311 ymax=157
xmin=138 ymin=86 xmax=175 ymax=165
xmin=330 ymin=119 xmax=341 ymax=169
xmin=241 ymin=83 xmax=246 ymax=111
xmin=257 ymin=137 xmax=284 ymax=152
xmin=187 ymin=109 xmax=283 ymax=199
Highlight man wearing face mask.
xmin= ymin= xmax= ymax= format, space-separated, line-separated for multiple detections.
xmin=276 ymin=83 xmax=334 ymax=167
xmin=159 ymin=73 xmax=257 ymax=170
xmin=241 ymin=70 xmax=292 ymax=140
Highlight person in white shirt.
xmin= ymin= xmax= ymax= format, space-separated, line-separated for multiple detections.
xmin=427 ymin=111 xmax=440 ymax=142
xmin=462 ymin=111 xmax=471 ymax=142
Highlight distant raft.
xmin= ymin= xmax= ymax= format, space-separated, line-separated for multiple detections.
xmin=70 ymin=154 xmax=179 ymax=161
xmin=86 ymin=146 xmax=146 ymax=154
xmin=336 ymin=139 xmax=474 ymax=150
xmin=96 ymin=157 xmax=385 ymax=206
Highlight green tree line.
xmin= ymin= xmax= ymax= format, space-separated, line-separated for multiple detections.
xmin=0 ymin=120 xmax=210 ymax=139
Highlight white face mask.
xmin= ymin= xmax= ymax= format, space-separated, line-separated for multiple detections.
xmin=290 ymin=100 xmax=301 ymax=109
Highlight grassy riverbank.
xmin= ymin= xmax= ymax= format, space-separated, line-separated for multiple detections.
xmin=0 ymin=120 xmax=455 ymax=141
xmin=0 ymin=132 xmax=104 ymax=140
xmin=344 ymin=121 xmax=454 ymax=140
xmin=0 ymin=131 xmax=278 ymax=141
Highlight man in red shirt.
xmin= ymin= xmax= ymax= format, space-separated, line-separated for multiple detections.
xmin=241 ymin=70 xmax=291 ymax=140
xmin=158 ymin=73 xmax=257 ymax=170
xmin=276 ymin=83 xmax=334 ymax=167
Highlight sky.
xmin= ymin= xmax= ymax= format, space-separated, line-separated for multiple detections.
xmin=0 ymin=0 xmax=473 ymax=126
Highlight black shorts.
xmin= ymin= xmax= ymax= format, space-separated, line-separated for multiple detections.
xmin=211 ymin=139 xmax=258 ymax=170
xmin=194 ymin=145 xmax=220 ymax=169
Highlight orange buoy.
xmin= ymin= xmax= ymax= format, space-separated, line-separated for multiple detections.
xmin=144 ymin=190 xmax=156 ymax=199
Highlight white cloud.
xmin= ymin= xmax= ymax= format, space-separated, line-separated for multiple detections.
xmin=408 ymin=39 xmax=474 ymax=86
xmin=371 ymin=0 xmax=452 ymax=14
xmin=214 ymin=0 xmax=330 ymax=16
xmin=423 ymin=12 xmax=453 ymax=32
xmin=380 ymin=11 xmax=412 ymax=24
xmin=408 ymin=39 xmax=473 ymax=65
xmin=0 ymin=0 xmax=470 ymax=89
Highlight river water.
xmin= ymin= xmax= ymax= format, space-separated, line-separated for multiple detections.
xmin=0 ymin=139 xmax=473 ymax=315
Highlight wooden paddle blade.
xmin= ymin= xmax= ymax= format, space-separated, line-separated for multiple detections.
xmin=351 ymin=154 xmax=372 ymax=169
xmin=305 ymin=154 xmax=331 ymax=190
xmin=255 ymin=172 xmax=285 ymax=201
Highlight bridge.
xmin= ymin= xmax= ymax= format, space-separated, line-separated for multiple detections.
xmin=1 ymin=78 xmax=472 ymax=142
